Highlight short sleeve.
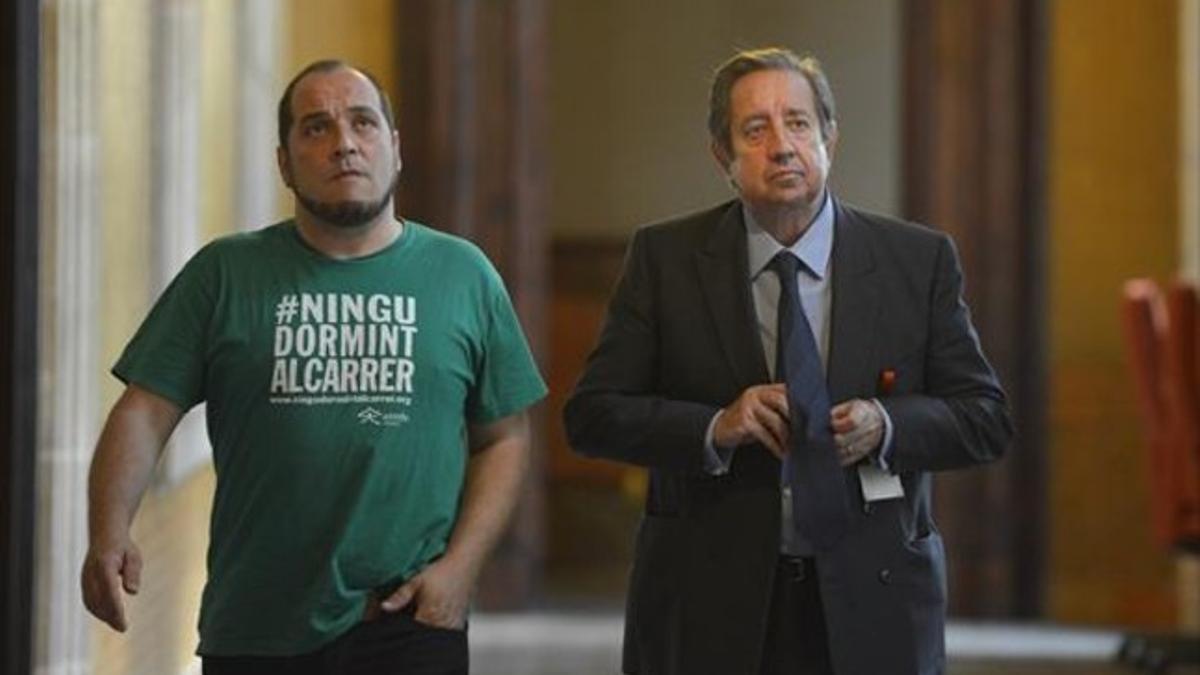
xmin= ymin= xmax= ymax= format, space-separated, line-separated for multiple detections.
xmin=464 ymin=265 xmax=548 ymax=424
xmin=112 ymin=246 xmax=217 ymax=411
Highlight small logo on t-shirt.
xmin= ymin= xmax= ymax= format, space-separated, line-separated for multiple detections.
xmin=357 ymin=406 xmax=409 ymax=427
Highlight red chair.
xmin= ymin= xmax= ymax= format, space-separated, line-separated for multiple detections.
xmin=1163 ymin=283 xmax=1200 ymax=550
xmin=1119 ymin=279 xmax=1200 ymax=673
xmin=1121 ymin=279 xmax=1200 ymax=552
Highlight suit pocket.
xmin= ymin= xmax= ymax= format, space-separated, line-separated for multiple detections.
xmin=895 ymin=530 xmax=947 ymax=605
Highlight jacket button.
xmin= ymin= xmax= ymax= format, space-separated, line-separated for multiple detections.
xmin=863 ymin=502 xmax=874 ymax=515
xmin=878 ymin=568 xmax=892 ymax=584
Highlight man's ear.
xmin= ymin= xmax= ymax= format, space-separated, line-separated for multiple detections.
xmin=277 ymin=146 xmax=292 ymax=188
xmin=393 ymin=129 xmax=403 ymax=175
xmin=824 ymin=123 xmax=839 ymax=161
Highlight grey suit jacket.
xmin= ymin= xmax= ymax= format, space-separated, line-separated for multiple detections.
xmin=564 ymin=199 xmax=1012 ymax=675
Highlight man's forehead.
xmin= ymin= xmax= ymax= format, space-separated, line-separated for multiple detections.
xmin=291 ymin=68 xmax=383 ymax=116
xmin=730 ymin=69 xmax=815 ymax=117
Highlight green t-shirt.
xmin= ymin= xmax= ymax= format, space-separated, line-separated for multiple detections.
xmin=113 ymin=221 xmax=547 ymax=656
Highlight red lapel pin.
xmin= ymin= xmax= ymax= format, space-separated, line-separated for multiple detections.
xmin=877 ymin=368 xmax=896 ymax=395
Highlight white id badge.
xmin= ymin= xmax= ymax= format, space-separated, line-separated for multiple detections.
xmin=858 ymin=464 xmax=904 ymax=501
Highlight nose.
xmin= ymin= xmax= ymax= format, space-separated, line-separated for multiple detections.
xmin=768 ymin=146 xmax=796 ymax=164
xmin=331 ymin=121 xmax=359 ymax=158
xmin=766 ymin=125 xmax=795 ymax=164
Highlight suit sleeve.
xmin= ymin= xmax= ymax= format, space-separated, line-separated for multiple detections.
xmin=563 ymin=227 xmax=719 ymax=471
xmin=881 ymin=234 xmax=1013 ymax=472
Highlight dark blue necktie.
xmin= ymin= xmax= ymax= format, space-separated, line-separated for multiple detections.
xmin=769 ymin=251 xmax=850 ymax=551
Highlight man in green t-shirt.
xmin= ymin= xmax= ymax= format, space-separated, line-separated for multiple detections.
xmin=80 ymin=59 xmax=546 ymax=674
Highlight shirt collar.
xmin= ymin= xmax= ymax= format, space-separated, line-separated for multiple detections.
xmin=744 ymin=191 xmax=834 ymax=280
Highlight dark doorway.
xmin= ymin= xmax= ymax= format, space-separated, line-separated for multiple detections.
xmin=903 ymin=0 xmax=1048 ymax=618
xmin=2 ymin=0 xmax=40 ymax=672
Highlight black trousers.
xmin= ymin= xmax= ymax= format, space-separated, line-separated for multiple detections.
xmin=202 ymin=608 xmax=468 ymax=675
xmin=761 ymin=556 xmax=835 ymax=675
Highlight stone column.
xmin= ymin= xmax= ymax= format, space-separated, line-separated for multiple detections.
xmin=34 ymin=0 xmax=100 ymax=672
xmin=235 ymin=0 xmax=282 ymax=231
xmin=151 ymin=0 xmax=209 ymax=486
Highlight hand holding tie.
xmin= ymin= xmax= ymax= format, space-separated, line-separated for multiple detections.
xmin=713 ymin=383 xmax=790 ymax=459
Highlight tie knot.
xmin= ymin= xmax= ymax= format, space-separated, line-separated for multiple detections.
xmin=769 ymin=251 xmax=803 ymax=280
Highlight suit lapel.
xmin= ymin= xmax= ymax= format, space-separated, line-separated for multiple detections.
xmin=827 ymin=200 xmax=880 ymax=403
xmin=696 ymin=202 xmax=771 ymax=390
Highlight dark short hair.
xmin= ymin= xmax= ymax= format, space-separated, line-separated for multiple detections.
xmin=277 ymin=59 xmax=396 ymax=149
xmin=707 ymin=47 xmax=837 ymax=156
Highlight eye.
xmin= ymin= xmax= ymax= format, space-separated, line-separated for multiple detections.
xmin=742 ymin=123 xmax=766 ymax=143
xmin=301 ymin=120 xmax=328 ymax=137
xmin=353 ymin=116 xmax=379 ymax=131
xmin=786 ymin=117 xmax=812 ymax=132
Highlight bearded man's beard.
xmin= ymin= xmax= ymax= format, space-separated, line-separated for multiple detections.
xmin=293 ymin=173 xmax=400 ymax=229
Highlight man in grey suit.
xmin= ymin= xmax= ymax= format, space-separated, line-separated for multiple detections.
xmin=564 ymin=48 xmax=1012 ymax=675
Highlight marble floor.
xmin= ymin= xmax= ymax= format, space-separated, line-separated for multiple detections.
xmin=468 ymin=613 xmax=1198 ymax=675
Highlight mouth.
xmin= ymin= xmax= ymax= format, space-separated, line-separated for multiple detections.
xmin=330 ymin=169 xmax=368 ymax=181
xmin=768 ymin=169 xmax=804 ymax=181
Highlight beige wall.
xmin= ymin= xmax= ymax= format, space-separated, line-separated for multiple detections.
xmin=283 ymin=0 xmax=396 ymax=92
xmin=199 ymin=0 xmax=238 ymax=242
xmin=99 ymin=0 xmax=153 ymax=408
xmin=1183 ymin=0 xmax=1200 ymax=281
xmin=1048 ymin=0 xmax=1181 ymax=627
xmin=548 ymin=0 xmax=901 ymax=238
